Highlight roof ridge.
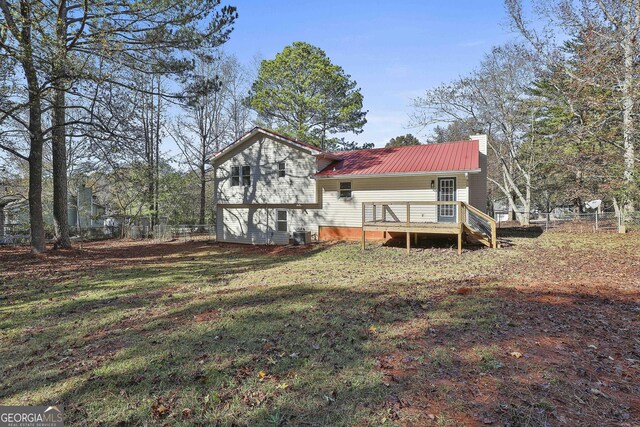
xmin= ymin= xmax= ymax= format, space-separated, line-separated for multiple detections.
xmin=254 ymin=127 xmax=325 ymax=152
xmin=329 ymin=139 xmax=478 ymax=154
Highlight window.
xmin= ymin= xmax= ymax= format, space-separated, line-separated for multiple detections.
xmin=276 ymin=210 xmax=287 ymax=232
xmin=278 ymin=161 xmax=286 ymax=178
xmin=339 ymin=182 xmax=352 ymax=199
xmin=231 ymin=166 xmax=240 ymax=186
xmin=242 ymin=166 xmax=251 ymax=186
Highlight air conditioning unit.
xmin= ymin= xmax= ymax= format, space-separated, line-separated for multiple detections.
xmin=292 ymin=231 xmax=311 ymax=245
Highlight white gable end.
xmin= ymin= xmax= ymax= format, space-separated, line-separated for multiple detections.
xmin=213 ymin=133 xmax=318 ymax=205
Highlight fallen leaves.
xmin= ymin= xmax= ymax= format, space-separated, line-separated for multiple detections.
xmin=509 ymin=351 xmax=523 ymax=359
xmin=181 ymin=408 xmax=192 ymax=419
xmin=150 ymin=393 xmax=179 ymax=420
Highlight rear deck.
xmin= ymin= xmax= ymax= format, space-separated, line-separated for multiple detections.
xmin=361 ymin=201 xmax=497 ymax=254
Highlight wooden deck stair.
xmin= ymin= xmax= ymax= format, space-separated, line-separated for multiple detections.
xmin=361 ymin=201 xmax=497 ymax=254
xmin=463 ymin=225 xmax=493 ymax=248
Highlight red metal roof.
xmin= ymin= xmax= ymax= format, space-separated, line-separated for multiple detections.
xmin=315 ymin=140 xmax=480 ymax=177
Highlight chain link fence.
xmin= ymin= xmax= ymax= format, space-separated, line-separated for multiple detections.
xmin=0 ymin=224 xmax=30 ymax=245
xmin=127 ymin=224 xmax=216 ymax=242
xmin=624 ymin=212 xmax=640 ymax=231
xmin=0 ymin=224 xmax=216 ymax=246
xmin=70 ymin=226 xmax=122 ymax=240
xmin=494 ymin=210 xmax=634 ymax=232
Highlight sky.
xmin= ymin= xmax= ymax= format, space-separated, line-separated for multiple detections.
xmin=222 ymin=0 xmax=515 ymax=148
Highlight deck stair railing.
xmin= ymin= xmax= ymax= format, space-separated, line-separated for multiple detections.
xmin=462 ymin=203 xmax=497 ymax=248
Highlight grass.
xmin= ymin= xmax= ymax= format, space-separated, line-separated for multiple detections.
xmin=1 ymin=231 xmax=639 ymax=426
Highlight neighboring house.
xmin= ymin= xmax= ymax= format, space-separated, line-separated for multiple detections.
xmin=0 ymin=185 xmax=106 ymax=237
xmin=68 ymin=186 xmax=106 ymax=229
xmin=0 ymin=198 xmax=27 ymax=238
xmin=211 ymin=127 xmax=489 ymax=246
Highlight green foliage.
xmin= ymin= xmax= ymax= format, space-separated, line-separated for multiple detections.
xmin=385 ymin=134 xmax=421 ymax=148
xmin=327 ymin=137 xmax=374 ymax=151
xmin=157 ymin=169 xmax=208 ymax=224
xmin=528 ymin=33 xmax=631 ymax=210
xmin=427 ymin=120 xmax=479 ymax=144
xmin=249 ymin=42 xmax=367 ymax=148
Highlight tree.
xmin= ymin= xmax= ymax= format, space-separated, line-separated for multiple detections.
xmin=136 ymin=73 xmax=165 ymax=227
xmin=386 ymin=134 xmax=421 ymax=148
xmin=411 ymin=44 xmax=540 ymax=225
xmin=0 ymin=0 xmax=237 ymax=252
xmin=427 ymin=119 xmax=479 ymax=144
xmin=529 ymin=35 xmax=627 ymax=215
xmin=0 ymin=1 xmax=48 ymax=251
xmin=506 ymin=0 xmax=640 ymax=214
xmin=249 ymin=42 xmax=367 ymax=148
xmin=173 ymin=53 xmax=252 ymax=226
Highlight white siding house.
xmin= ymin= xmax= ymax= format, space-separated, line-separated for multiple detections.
xmin=211 ymin=127 xmax=488 ymax=245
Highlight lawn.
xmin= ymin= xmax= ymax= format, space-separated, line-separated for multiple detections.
xmin=0 ymin=231 xmax=638 ymax=426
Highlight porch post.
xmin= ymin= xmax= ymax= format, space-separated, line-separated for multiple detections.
xmin=457 ymin=201 xmax=464 ymax=224
xmin=407 ymin=203 xmax=411 ymax=254
xmin=361 ymin=202 xmax=366 ymax=252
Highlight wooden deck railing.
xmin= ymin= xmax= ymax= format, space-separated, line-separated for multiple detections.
xmin=361 ymin=201 xmax=497 ymax=252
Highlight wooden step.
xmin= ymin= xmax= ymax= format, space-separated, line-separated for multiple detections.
xmin=463 ymin=224 xmax=492 ymax=248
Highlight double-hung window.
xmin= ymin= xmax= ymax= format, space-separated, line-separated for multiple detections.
xmin=231 ymin=166 xmax=240 ymax=186
xmin=339 ymin=182 xmax=352 ymax=199
xmin=276 ymin=210 xmax=288 ymax=232
xmin=241 ymin=166 xmax=251 ymax=186
xmin=231 ymin=166 xmax=251 ymax=186
xmin=278 ymin=162 xmax=286 ymax=178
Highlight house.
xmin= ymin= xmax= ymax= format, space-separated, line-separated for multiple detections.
xmin=68 ymin=186 xmax=107 ymax=229
xmin=0 ymin=185 xmax=107 ymax=240
xmin=211 ymin=127 xmax=495 ymax=251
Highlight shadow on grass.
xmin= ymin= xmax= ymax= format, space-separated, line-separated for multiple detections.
xmin=497 ymin=225 xmax=544 ymax=239
xmin=3 ymin=242 xmax=332 ymax=315
xmin=377 ymin=279 xmax=640 ymax=426
xmin=1 ymin=241 xmax=638 ymax=426
xmin=0 ymin=243 xmax=414 ymax=426
xmin=383 ymin=234 xmax=486 ymax=252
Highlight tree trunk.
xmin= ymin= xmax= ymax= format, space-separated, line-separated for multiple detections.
xmin=28 ymin=146 xmax=45 ymax=253
xmin=52 ymin=86 xmax=71 ymax=248
xmin=622 ymin=23 xmax=636 ymax=214
xmin=0 ymin=205 xmax=5 ymax=237
xmin=51 ymin=0 xmax=71 ymax=248
xmin=24 ymin=68 xmax=46 ymax=252
xmin=199 ymin=162 xmax=206 ymax=226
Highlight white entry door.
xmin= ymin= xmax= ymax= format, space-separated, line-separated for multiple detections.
xmin=437 ymin=177 xmax=456 ymax=222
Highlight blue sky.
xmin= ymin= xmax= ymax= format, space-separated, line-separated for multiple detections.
xmin=223 ymin=0 xmax=515 ymax=147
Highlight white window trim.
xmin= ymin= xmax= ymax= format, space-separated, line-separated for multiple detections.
xmin=276 ymin=209 xmax=288 ymax=232
xmin=231 ymin=166 xmax=240 ymax=187
xmin=339 ymin=181 xmax=352 ymax=200
xmin=241 ymin=165 xmax=251 ymax=187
